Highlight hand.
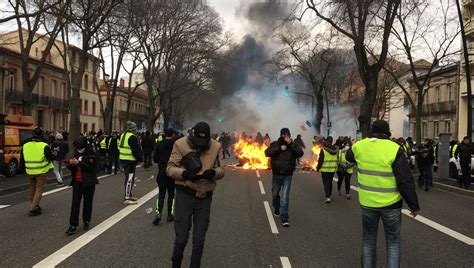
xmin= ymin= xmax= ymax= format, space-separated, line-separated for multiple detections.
xmin=202 ymin=169 xmax=216 ymax=180
xmin=182 ymin=170 xmax=198 ymax=181
xmin=409 ymin=210 xmax=418 ymax=218
xmin=280 ymin=145 xmax=287 ymax=151
xmin=284 ymin=136 xmax=292 ymax=144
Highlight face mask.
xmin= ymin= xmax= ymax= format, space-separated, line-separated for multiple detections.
xmin=345 ymin=146 xmax=350 ymax=150
xmin=78 ymin=148 xmax=85 ymax=154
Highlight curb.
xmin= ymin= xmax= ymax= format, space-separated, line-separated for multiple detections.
xmin=432 ymin=180 xmax=474 ymax=197
xmin=0 ymin=175 xmax=71 ymax=196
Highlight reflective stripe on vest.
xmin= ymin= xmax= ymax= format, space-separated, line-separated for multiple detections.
xmin=119 ymin=132 xmax=136 ymax=161
xmin=352 ymin=138 xmax=402 ymax=208
xmin=338 ymin=150 xmax=353 ymax=174
xmin=23 ymin=141 xmax=53 ymax=175
xmin=100 ymin=138 xmax=108 ymax=149
xmin=450 ymin=144 xmax=458 ymax=158
xmin=320 ymin=149 xmax=337 ymax=172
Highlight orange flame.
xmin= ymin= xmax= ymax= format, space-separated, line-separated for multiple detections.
xmin=302 ymin=144 xmax=322 ymax=171
xmin=233 ymin=138 xmax=269 ymax=170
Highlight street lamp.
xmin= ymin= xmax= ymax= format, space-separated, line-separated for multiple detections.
xmin=283 ymin=86 xmax=315 ymax=120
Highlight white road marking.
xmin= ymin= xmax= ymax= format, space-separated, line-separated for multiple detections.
xmin=401 ymin=209 xmax=474 ymax=246
xmin=258 ymin=180 xmax=266 ymax=195
xmin=0 ymin=205 xmax=10 ymax=209
xmin=433 ymin=182 xmax=474 ymax=193
xmin=263 ymin=201 xmax=279 ymax=234
xmin=332 ymin=177 xmax=474 ymax=245
xmin=256 ymin=170 xmax=261 ymax=178
xmin=280 ymin=257 xmax=292 ymax=268
xmin=42 ymin=174 xmax=114 ymax=197
xmin=33 ymin=187 xmax=159 ymax=268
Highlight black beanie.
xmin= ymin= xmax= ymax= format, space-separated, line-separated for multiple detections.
xmin=371 ymin=120 xmax=391 ymax=136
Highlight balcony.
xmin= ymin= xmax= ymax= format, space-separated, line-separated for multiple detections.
xmin=4 ymin=90 xmax=69 ymax=110
xmin=409 ymin=101 xmax=457 ymax=116
xmin=118 ymin=111 xmax=147 ymax=121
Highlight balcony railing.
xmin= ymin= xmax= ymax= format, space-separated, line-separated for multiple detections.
xmin=118 ymin=110 xmax=148 ymax=121
xmin=409 ymin=101 xmax=457 ymax=116
xmin=5 ymin=89 xmax=69 ymax=110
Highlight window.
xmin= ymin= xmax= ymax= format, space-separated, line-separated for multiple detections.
xmin=447 ymin=83 xmax=452 ymax=101
xmin=422 ymin=122 xmax=428 ymax=138
xmin=434 ymin=121 xmax=439 ymax=137
xmin=445 ymin=120 xmax=451 ymax=133
xmin=84 ymin=75 xmax=89 ymax=90
xmin=83 ymin=123 xmax=88 ymax=133
xmin=436 ymin=86 xmax=441 ymax=102
xmin=80 ymin=99 xmax=83 ymax=114
xmin=8 ymin=69 xmax=16 ymax=90
xmin=92 ymin=101 xmax=96 ymax=116
xmin=85 ymin=59 xmax=89 ymax=70
xmin=92 ymin=123 xmax=96 ymax=132
xmin=84 ymin=100 xmax=89 ymax=114
xmin=39 ymin=77 xmax=45 ymax=95
xmin=52 ymin=79 xmax=58 ymax=97
xmin=61 ymin=82 xmax=66 ymax=99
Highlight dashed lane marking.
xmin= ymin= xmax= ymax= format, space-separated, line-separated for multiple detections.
xmin=0 ymin=205 xmax=10 ymax=209
xmin=333 ymin=177 xmax=474 ymax=246
xmin=256 ymin=170 xmax=261 ymax=178
xmin=258 ymin=181 xmax=266 ymax=195
xmin=280 ymin=257 xmax=292 ymax=268
xmin=263 ymin=201 xmax=279 ymax=234
xmin=33 ymin=187 xmax=159 ymax=268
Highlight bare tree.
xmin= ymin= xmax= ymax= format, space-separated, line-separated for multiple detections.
xmin=304 ymin=0 xmax=401 ymax=136
xmin=384 ymin=0 xmax=459 ymax=144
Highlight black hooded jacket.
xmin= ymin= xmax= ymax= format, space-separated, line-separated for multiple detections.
xmin=153 ymin=138 xmax=175 ymax=174
xmin=67 ymin=138 xmax=98 ymax=187
xmin=265 ymin=137 xmax=304 ymax=175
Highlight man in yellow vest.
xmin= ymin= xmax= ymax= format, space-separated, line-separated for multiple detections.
xmin=316 ymin=136 xmax=339 ymax=203
xmin=20 ymin=127 xmax=54 ymax=216
xmin=346 ymin=120 xmax=420 ymax=268
xmin=119 ymin=121 xmax=143 ymax=205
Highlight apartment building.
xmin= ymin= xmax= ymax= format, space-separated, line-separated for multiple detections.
xmin=460 ymin=1 xmax=474 ymax=140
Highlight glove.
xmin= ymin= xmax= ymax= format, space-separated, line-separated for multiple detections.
xmin=182 ymin=170 xmax=198 ymax=181
xmin=202 ymin=169 xmax=216 ymax=180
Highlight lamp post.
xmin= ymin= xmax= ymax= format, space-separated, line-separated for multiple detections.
xmin=284 ymin=86 xmax=315 ymax=120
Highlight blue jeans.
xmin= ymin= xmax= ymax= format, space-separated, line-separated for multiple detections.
xmin=361 ymin=207 xmax=401 ymax=268
xmin=272 ymin=175 xmax=292 ymax=222
xmin=423 ymin=164 xmax=433 ymax=188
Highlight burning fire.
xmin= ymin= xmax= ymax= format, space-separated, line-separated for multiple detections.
xmin=302 ymin=144 xmax=322 ymax=171
xmin=233 ymin=138 xmax=269 ymax=170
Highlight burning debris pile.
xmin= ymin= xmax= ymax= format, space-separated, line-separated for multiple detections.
xmin=233 ymin=137 xmax=269 ymax=170
xmin=302 ymin=144 xmax=322 ymax=171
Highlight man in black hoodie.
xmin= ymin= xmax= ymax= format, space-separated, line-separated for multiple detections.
xmin=265 ymin=128 xmax=304 ymax=227
xmin=457 ymin=136 xmax=472 ymax=189
xmin=152 ymin=128 xmax=176 ymax=225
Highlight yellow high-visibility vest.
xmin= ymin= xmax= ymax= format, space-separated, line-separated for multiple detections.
xmin=338 ymin=149 xmax=353 ymax=174
xmin=119 ymin=132 xmax=136 ymax=161
xmin=23 ymin=141 xmax=54 ymax=175
xmin=320 ymin=149 xmax=338 ymax=173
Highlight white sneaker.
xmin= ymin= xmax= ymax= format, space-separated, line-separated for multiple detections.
xmin=124 ymin=199 xmax=138 ymax=205
xmin=325 ymin=198 xmax=331 ymax=204
xmin=346 ymin=194 xmax=351 ymax=200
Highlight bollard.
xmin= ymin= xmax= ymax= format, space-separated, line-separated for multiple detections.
xmin=438 ymin=133 xmax=451 ymax=181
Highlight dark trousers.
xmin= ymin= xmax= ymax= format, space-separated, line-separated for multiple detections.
xmin=122 ymin=160 xmax=137 ymax=199
xmin=109 ymin=153 xmax=120 ymax=174
xmin=69 ymin=181 xmax=96 ymax=227
xmin=222 ymin=147 xmax=230 ymax=159
xmin=321 ymin=172 xmax=335 ymax=197
xmin=336 ymin=171 xmax=352 ymax=194
xmin=156 ymin=172 xmax=175 ymax=215
xmin=172 ymin=189 xmax=212 ymax=268
xmin=460 ymin=161 xmax=471 ymax=188
xmin=144 ymin=152 xmax=152 ymax=169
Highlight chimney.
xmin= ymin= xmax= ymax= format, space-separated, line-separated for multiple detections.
xmin=120 ymin=78 xmax=125 ymax=88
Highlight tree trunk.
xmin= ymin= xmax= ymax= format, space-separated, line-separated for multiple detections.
xmin=415 ymin=92 xmax=424 ymax=146
xmin=358 ymin=75 xmax=379 ymax=137
xmin=315 ymin=90 xmax=324 ymax=135
xmin=68 ymin=54 xmax=87 ymax=145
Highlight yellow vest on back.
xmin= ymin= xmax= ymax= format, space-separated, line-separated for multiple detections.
xmin=23 ymin=141 xmax=53 ymax=175
xmin=320 ymin=148 xmax=338 ymax=172
xmin=351 ymin=138 xmax=402 ymax=208
xmin=119 ymin=132 xmax=137 ymax=161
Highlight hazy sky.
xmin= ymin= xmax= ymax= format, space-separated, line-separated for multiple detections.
xmin=208 ymin=0 xmax=248 ymax=38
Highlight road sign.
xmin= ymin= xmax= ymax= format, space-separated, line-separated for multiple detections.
xmin=327 ymin=122 xmax=332 ymax=128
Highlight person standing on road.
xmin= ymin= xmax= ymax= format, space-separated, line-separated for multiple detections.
xmin=337 ymin=141 xmax=354 ymax=199
xmin=346 ymin=120 xmax=420 ymax=268
xmin=457 ymin=136 xmax=472 ymax=189
xmin=167 ymin=122 xmax=225 ymax=268
xmin=64 ymin=137 xmax=98 ymax=235
xmin=51 ymin=132 xmax=69 ymax=186
xmin=20 ymin=127 xmax=54 ymax=216
xmin=141 ymin=131 xmax=155 ymax=170
xmin=108 ymin=131 xmax=121 ymax=174
xmin=264 ymin=128 xmax=304 ymax=227
xmin=316 ymin=136 xmax=339 ymax=204
xmin=152 ymin=128 xmax=176 ymax=225
xmin=119 ymin=121 xmax=143 ymax=205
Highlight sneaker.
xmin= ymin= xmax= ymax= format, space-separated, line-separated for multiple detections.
xmin=346 ymin=194 xmax=351 ymax=200
xmin=28 ymin=207 xmax=42 ymax=216
xmin=65 ymin=226 xmax=78 ymax=235
xmin=152 ymin=214 xmax=162 ymax=226
xmin=128 ymin=197 xmax=138 ymax=201
xmin=424 ymin=187 xmax=429 ymax=192
xmin=167 ymin=214 xmax=174 ymax=223
xmin=273 ymin=210 xmax=280 ymax=217
xmin=124 ymin=199 xmax=138 ymax=205
xmin=57 ymin=182 xmax=64 ymax=187
xmin=83 ymin=222 xmax=90 ymax=231
xmin=282 ymin=221 xmax=290 ymax=227
xmin=324 ymin=198 xmax=331 ymax=204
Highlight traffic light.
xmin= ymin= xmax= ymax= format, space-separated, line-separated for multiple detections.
xmin=284 ymin=86 xmax=289 ymax=97
xmin=217 ymin=117 xmax=223 ymax=123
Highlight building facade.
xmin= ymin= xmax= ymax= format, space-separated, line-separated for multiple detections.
xmin=460 ymin=1 xmax=474 ymax=140
xmin=408 ymin=63 xmax=459 ymax=140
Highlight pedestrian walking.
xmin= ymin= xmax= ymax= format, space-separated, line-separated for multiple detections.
xmin=108 ymin=131 xmax=121 ymax=174
xmin=294 ymin=134 xmax=306 ymax=165
xmin=141 ymin=131 xmax=155 ymax=170
xmin=119 ymin=121 xmax=143 ymax=205
xmin=64 ymin=137 xmax=98 ymax=235
xmin=457 ymin=136 xmax=472 ymax=189
xmin=167 ymin=122 xmax=225 ymax=268
xmin=152 ymin=128 xmax=176 ymax=225
xmin=422 ymin=140 xmax=435 ymax=191
xmin=316 ymin=136 xmax=339 ymax=203
xmin=51 ymin=132 xmax=69 ymax=186
xmin=346 ymin=120 xmax=420 ymax=268
xmin=99 ymin=134 xmax=110 ymax=174
xmin=264 ymin=128 xmax=304 ymax=227
xmin=20 ymin=127 xmax=54 ymax=216
xmin=337 ymin=141 xmax=354 ymax=199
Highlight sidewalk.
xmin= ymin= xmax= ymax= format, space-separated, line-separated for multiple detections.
xmin=0 ymin=169 xmax=71 ymax=196
xmin=429 ymin=171 xmax=474 ymax=197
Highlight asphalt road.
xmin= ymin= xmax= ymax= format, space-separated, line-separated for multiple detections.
xmin=0 ymin=163 xmax=473 ymax=267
